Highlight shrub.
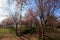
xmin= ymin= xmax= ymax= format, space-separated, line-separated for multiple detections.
xmin=20 ymin=27 xmax=37 ymax=35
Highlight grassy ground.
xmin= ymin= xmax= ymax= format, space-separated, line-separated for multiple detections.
xmin=0 ymin=27 xmax=38 ymax=40
xmin=0 ymin=27 xmax=60 ymax=40
xmin=0 ymin=27 xmax=21 ymax=40
xmin=0 ymin=27 xmax=16 ymax=35
xmin=45 ymin=27 xmax=60 ymax=40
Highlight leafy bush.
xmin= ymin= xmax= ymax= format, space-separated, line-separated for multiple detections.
xmin=57 ymin=26 xmax=60 ymax=28
xmin=19 ymin=27 xmax=37 ymax=35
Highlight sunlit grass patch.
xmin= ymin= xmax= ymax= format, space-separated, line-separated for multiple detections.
xmin=0 ymin=27 xmax=15 ymax=35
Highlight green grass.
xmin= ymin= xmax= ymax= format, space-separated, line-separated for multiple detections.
xmin=0 ymin=26 xmax=60 ymax=40
xmin=0 ymin=27 xmax=16 ymax=35
xmin=0 ymin=27 xmax=37 ymax=35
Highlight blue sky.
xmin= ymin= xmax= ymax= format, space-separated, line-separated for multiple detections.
xmin=21 ymin=0 xmax=37 ymax=16
xmin=54 ymin=8 xmax=60 ymax=17
xmin=0 ymin=0 xmax=37 ymax=22
xmin=0 ymin=0 xmax=60 ymax=22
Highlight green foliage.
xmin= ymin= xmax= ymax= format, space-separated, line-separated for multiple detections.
xmin=19 ymin=27 xmax=37 ymax=36
xmin=22 ymin=27 xmax=36 ymax=34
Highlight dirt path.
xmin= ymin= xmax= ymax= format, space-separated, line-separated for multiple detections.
xmin=0 ymin=34 xmax=21 ymax=40
xmin=0 ymin=34 xmax=38 ymax=40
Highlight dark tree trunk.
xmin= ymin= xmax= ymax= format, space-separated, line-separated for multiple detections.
xmin=16 ymin=24 xmax=18 ymax=36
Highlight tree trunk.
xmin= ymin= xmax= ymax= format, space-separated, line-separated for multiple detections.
xmin=16 ymin=24 xmax=18 ymax=36
xmin=39 ymin=18 xmax=45 ymax=40
xmin=53 ymin=25 xmax=56 ymax=32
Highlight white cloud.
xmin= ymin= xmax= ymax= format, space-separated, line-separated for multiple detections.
xmin=0 ymin=0 xmax=9 ymax=23
xmin=0 ymin=17 xmax=7 ymax=24
xmin=0 ymin=0 xmax=8 ymax=7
